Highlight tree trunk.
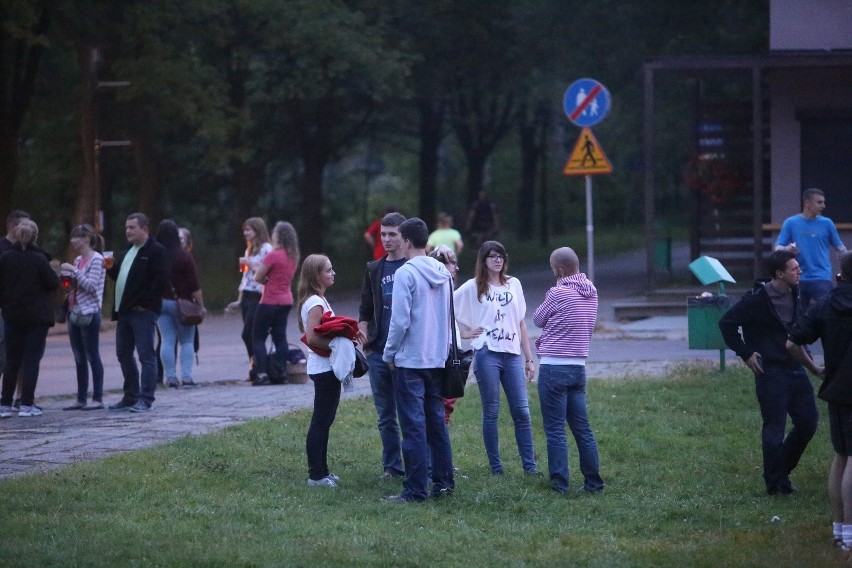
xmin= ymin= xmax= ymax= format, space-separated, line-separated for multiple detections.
xmin=417 ymin=95 xmax=444 ymax=229
xmin=0 ymin=6 xmax=50 ymax=223
xmin=299 ymin=154 xmax=326 ymax=256
xmin=72 ymin=45 xmax=99 ymax=229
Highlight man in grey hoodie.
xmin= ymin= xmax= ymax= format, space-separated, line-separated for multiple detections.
xmin=382 ymin=217 xmax=455 ymax=502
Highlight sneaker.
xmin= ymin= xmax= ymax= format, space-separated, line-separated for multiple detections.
xmin=129 ymin=400 xmax=151 ymax=413
xmin=19 ymin=405 xmax=43 ymax=417
xmin=63 ymin=401 xmax=87 ymax=411
xmin=524 ymin=469 xmax=545 ymax=477
xmin=307 ymin=476 xmax=336 ymax=487
xmin=12 ymin=399 xmax=20 ymax=412
xmin=383 ymin=493 xmax=417 ymax=503
xmin=181 ymin=380 xmax=199 ymax=388
xmin=328 ymin=473 xmax=340 ymax=482
xmin=252 ymin=373 xmax=271 ymax=386
xmin=380 ymin=471 xmax=404 ymax=480
xmin=83 ymin=401 xmax=104 ymax=410
xmin=0 ymin=406 xmax=11 ymax=418
xmin=109 ymin=400 xmax=134 ymax=411
xmin=167 ymin=380 xmax=180 ymax=389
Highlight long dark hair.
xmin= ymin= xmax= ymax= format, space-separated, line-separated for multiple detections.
xmin=157 ymin=219 xmax=183 ymax=279
xmin=474 ymin=240 xmax=509 ymax=300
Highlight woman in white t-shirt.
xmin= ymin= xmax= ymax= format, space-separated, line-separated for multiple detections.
xmin=298 ymin=254 xmax=365 ymax=487
xmin=453 ymin=241 xmax=539 ymax=476
xmin=226 ymin=217 xmax=272 ymax=381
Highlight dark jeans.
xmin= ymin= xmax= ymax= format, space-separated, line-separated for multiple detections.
xmin=306 ymin=370 xmax=341 ymax=481
xmin=754 ymin=364 xmax=819 ymax=489
xmin=537 ymin=364 xmax=604 ymax=493
xmin=394 ymin=367 xmax=454 ymax=501
xmin=251 ymin=303 xmax=290 ymax=379
xmin=115 ymin=309 xmax=158 ymax=406
xmin=366 ymin=351 xmax=404 ymax=476
xmin=68 ymin=312 xmax=104 ymax=403
xmin=240 ymin=291 xmax=262 ymax=365
xmin=1 ymin=321 xmax=49 ymax=407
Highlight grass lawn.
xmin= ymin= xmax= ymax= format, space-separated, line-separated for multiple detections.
xmin=0 ymin=365 xmax=843 ymax=567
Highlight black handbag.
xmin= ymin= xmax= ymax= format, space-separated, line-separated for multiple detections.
xmin=354 ymin=348 xmax=370 ymax=378
xmin=443 ymin=281 xmax=472 ymax=399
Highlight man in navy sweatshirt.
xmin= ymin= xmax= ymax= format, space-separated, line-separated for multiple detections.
xmin=719 ymin=250 xmax=818 ymax=495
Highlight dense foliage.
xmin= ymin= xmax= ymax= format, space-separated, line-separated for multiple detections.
xmin=1 ymin=0 xmax=767 ymax=255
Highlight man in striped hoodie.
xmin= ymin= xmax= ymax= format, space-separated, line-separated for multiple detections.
xmin=533 ymin=247 xmax=604 ymax=495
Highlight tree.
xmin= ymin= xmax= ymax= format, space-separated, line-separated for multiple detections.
xmin=0 ymin=1 xmax=50 ymax=222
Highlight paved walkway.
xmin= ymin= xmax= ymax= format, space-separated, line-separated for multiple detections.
xmin=0 ymin=244 xmax=737 ymax=480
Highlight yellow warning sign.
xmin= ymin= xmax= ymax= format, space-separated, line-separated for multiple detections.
xmin=563 ymin=127 xmax=612 ymax=176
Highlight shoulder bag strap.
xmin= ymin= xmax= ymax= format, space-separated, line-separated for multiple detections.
xmin=448 ymin=280 xmax=460 ymax=362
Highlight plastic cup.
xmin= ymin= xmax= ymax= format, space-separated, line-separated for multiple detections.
xmin=103 ymin=251 xmax=114 ymax=269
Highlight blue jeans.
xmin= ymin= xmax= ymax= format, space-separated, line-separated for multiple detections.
xmin=251 ymin=303 xmax=290 ymax=379
xmin=115 ymin=309 xmax=159 ymax=406
xmin=799 ymin=279 xmax=833 ymax=313
xmin=537 ymin=365 xmax=604 ymax=493
xmin=367 ymin=352 xmax=404 ymax=475
xmin=157 ymin=299 xmax=195 ymax=383
xmin=68 ymin=311 xmax=104 ymax=403
xmin=0 ymin=321 xmax=48 ymax=407
xmin=474 ymin=349 xmax=537 ymax=473
xmin=754 ymin=365 xmax=818 ymax=489
xmin=306 ymin=370 xmax=341 ymax=480
xmin=394 ymin=367 xmax=454 ymax=501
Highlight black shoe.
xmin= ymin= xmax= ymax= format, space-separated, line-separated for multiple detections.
xmin=167 ymin=381 xmax=180 ymax=389
xmin=181 ymin=380 xmax=199 ymax=388
xmin=578 ymin=486 xmax=604 ymax=495
xmin=12 ymin=399 xmax=20 ymax=411
xmin=109 ymin=400 xmax=134 ymax=411
xmin=383 ymin=494 xmax=417 ymax=504
xmin=767 ymin=483 xmax=798 ymax=496
xmin=524 ymin=469 xmax=545 ymax=477
xmin=129 ymin=400 xmax=152 ymax=413
xmin=252 ymin=374 xmax=271 ymax=386
xmin=379 ymin=470 xmax=404 ymax=480
xmin=431 ymin=487 xmax=454 ymax=499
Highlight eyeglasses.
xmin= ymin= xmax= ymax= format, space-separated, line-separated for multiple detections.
xmin=486 ymin=254 xmax=506 ymax=262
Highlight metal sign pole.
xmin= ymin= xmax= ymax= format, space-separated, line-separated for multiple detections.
xmin=585 ymin=174 xmax=594 ymax=282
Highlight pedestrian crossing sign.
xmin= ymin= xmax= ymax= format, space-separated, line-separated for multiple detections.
xmin=563 ymin=127 xmax=612 ymax=176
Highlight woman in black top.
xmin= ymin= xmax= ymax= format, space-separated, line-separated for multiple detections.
xmin=0 ymin=219 xmax=59 ymax=418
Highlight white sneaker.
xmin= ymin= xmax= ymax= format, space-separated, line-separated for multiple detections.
xmin=328 ymin=473 xmax=340 ymax=482
xmin=0 ymin=406 xmax=11 ymax=418
xmin=307 ymin=477 xmax=336 ymax=487
xmin=18 ymin=405 xmax=43 ymax=417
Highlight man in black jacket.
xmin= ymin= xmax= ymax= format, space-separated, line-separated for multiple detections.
xmin=107 ymin=213 xmax=166 ymax=413
xmin=719 ymin=250 xmax=818 ymax=495
xmin=357 ymin=211 xmax=407 ymax=479
xmin=788 ymin=252 xmax=852 ymax=550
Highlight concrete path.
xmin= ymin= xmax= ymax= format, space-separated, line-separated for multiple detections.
xmin=0 ymin=245 xmax=742 ymax=480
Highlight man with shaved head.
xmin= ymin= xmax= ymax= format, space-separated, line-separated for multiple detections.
xmin=532 ymin=247 xmax=604 ymax=495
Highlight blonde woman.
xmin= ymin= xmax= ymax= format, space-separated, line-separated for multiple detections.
xmin=0 ymin=220 xmax=59 ymax=418
xmin=226 ymin=217 xmax=272 ymax=380
xmin=298 ymin=254 xmax=365 ymax=486
xmin=251 ymin=221 xmax=299 ymax=385
xmin=59 ymin=224 xmax=106 ymax=409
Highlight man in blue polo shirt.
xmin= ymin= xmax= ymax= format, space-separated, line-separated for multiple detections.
xmin=775 ymin=188 xmax=847 ymax=311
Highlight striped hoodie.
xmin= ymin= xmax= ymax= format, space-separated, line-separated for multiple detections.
xmin=533 ymin=273 xmax=597 ymax=358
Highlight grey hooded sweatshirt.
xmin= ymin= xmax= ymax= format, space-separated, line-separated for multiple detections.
xmin=383 ymin=255 xmax=452 ymax=369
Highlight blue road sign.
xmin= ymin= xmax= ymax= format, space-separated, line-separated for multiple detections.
xmin=563 ymin=78 xmax=611 ymax=128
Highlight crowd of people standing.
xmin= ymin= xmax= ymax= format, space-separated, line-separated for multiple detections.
xmin=0 ymin=206 xmax=606 ymax=503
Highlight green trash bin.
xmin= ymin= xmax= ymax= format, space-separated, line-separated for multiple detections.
xmin=687 ymin=295 xmax=732 ymax=350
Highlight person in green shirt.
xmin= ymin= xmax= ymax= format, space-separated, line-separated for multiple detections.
xmin=426 ymin=212 xmax=464 ymax=256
